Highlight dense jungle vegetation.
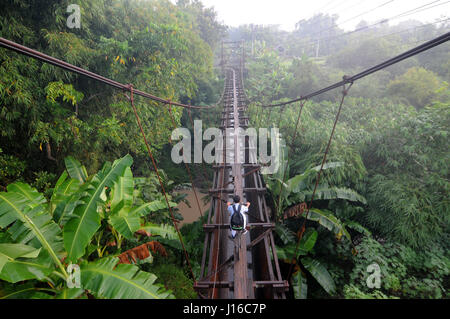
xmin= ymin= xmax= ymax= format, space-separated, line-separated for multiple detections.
xmin=0 ymin=0 xmax=448 ymax=299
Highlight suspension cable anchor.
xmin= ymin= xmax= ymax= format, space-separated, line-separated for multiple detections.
xmin=124 ymin=83 xmax=134 ymax=100
xmin=342 ymin=75 xmax=353 ymax=96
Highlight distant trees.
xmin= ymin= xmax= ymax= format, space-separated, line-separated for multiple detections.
xmin=290 ymin=13 xmax=343 ymax=57
xmin=0 ymin=0 xmax=225 ymax=186
xmin=246 ymin=47 xmax=292 ymax=108
xmin=331 ymin=37 xmax=400 ymax=71
xmin=244 ymin=31 xmax=449 ymax=297
xmin=285 ymin=56 xmax=339 ymax=101
xmin=387 ymin=67 xmax=444 ymax=108
xmin=176 ymin=0 xmax=227 ymax=50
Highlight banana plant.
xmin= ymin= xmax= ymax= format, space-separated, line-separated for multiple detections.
xmin=0 ymin=154 xmax=175 ymax=299
xmin=276 ymin=227 xmax=336 ymax=298
xmin=266 ymin=139 xmax=366 ymax=218
xmin=267 ymin=159 xmax=367 ymax=221
xmin=266 ymin=141 xmax=367 ymax=239
xmin=268 ymin=144 xmax=367 ymax=298
xmin=104 ymin=165 xmax=178 ymax=249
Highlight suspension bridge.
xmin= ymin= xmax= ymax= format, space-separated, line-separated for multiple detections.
xmin=0 ymin=31 xmax=448 ymax=300
xmin=193 ymin=41 xmax=287 ymax=299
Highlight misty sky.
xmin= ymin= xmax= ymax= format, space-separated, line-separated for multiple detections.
xmin=195 ymin=0 xmax=449 ymax=31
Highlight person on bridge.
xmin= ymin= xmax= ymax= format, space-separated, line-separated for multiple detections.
xmin=227 ymin=195 xmax=250 ymax=239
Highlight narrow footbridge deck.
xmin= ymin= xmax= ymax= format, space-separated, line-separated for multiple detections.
xmin=194 ymin=42 xmax=288 ymax=299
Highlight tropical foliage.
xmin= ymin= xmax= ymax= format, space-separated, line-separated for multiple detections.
xmin=0 ymin=0 xmax=448 ymax=300
xmin=0 ymin=0 xmax=225 ymax=183
xmin=242 ymin=16 xmax=449 ymax=299
xmin=0 ymin=154 xmax=187 ymax=299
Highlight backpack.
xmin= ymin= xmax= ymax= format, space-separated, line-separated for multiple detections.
xmin=230 ymin=205 xmax=244 ymax=230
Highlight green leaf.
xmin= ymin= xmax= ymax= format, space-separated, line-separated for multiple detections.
xmin=305 ymin=208 xmax=352 ymax=241
xmin=54 ymin=171 xmax=68 ymax=192
xmin=156 ymin=237 xmax=182 ymax=251
xmin=107 ymin=165 xmax=138 ymax=240
xmin=64 ymin=154 xmax=133 ymax=262
xmin=80 ymin=257 xmax=173 ymax=299
xmin=51 ymin=175 xmax=81 ymax=223
xmin=287 ymin=162 xmax=344 ymax=193
xmin=304 ymin=186 xmax=366 ymax=204
xmin=299 ymin=228 xmax=318 ymax=252
xmin=64 ymin=156 xmax=88 ymax=183
xmin=292 ymin=270 xmax=308 ymax=299
xmin=287 ymin=173 xmax=308 ymax=193
xmin=0 ymin=284 xmax=56 ymax=299
xmin=140 ymin=223 xmax=177 ymax=239
xmin=55 ymin=288 xmax=84 ymax=299
xmin=276 ymin=243 xmax=307 ymax=261
xmin=345 ymin=221 xmax=372 ymax=236
xmin=131 ymin=200 xmax=177 ymax=217
xmin=109 ymin=207 xmax=141 ymax=240
xmin=275 ymin=223 xmax=296 ymax=245
xmin=301 ymin=257 xmax=336 ymax=295
xmin=0 ymin=249 xmax=54 ymax=283
xmin=0 ymin=243 xmax=41 ymax=273
xmin=0 ymin=186 xmax=65 ymax=276
xmin=111 ymin=167 xmax=134 ymax=211
xmin=6 ymin=182 xmax=46 ymax=208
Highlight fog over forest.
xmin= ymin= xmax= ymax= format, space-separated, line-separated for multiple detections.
xmin=0 ymin=0 xmax=448 ymax=302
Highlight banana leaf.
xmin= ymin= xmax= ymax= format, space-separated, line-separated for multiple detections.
xmin=305 ymin=208 xmax=352 ymax=241
xmin=0 ymin=249 xmax=54 ymax=283
xmin=131 ymin=200 xmax=177 ymax=217
xmin=111 ymin=167 xmax=134 ymax=211
xmin=274 ymin=223 xmax=296 ymax=245
xmin=55 ymin=288 xmax=85 ymax=299
xmin=301 ymin=257 xmax=336 ymax=295
xmin=0 ymin=243 xmax=41 ymax=273
xmin=303 ymin=186 xmax=366 ymax=204
xmin=64 ymin=156 xmax=88 ymax=183
xmin=292 ymin=270 xmax=308 ymax=299
xmin=51 ymin=173 xmax=81 ymax=224
xmin=6 ymin=182 xmax=46 ymax=208
xmin=276 ymin=243 xmax=308 ymax=262
xmin=0 ymin=186 xmax=65 ymax=274
xmin=64 ymin=154 xmax=133 ymax=262
xmin=80 ymin=257 xmax=173 ymax=299
xmin=0 ymin=283 xmax=56 ymax=299
xmin=299 ymin=228 xmax=318 ymax=252
xmin=109 ymin=206 xmax=141 ymax=240
xmin=140 ymin=223 xmax=177 ymax=240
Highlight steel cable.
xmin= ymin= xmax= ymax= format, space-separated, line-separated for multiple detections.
xmin=128 ymin=85 xmax=197 ymax=284
xmin=0 ymin=37 xmax=217 ymax=110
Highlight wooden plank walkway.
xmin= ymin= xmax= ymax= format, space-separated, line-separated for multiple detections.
xmin=194 ymin=43 xmax=288 ymax=299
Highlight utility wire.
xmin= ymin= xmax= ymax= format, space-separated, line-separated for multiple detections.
xmin=334 ymin=0 xmax=367 ymax=15
xmin=295 ymin=0 xmax=368 ymax=31
xmin=301 ymin=16 xmax=450 ymax=50
xmin=317 ymin=0 xmax=337 ymax=13
xmin=301 ymin=0 xmax=396 ymax=50
xmin=259 ymin=31 xmax=450 ymax=107
xmin=325 ymin=0 xmax=354 ymax=14
xmin=299 ymin=0 xmax=449 ymax=48
xmin=367 ymin=17 xmax=450 ymax=41
xmin=332 ymin=0 xmax=395 ymax=31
